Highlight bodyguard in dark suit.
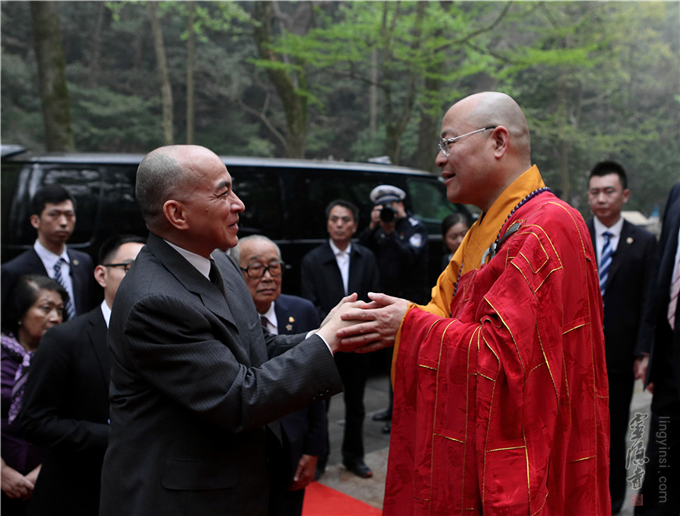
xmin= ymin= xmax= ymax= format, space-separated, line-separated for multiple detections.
xmin=635 ymin=182 xmax=680 ymax=516
xmin=99 ymin=145 xmax=356 ymax=516
xmin=232 ymin=235 xmax=327 ymax=516
xmin=301 ymin=200 xmax=380 ymax=479
xmin=1 ymin=185 xmax=95 ymax=319
xmin=19 ymin=235 xmax=145 ymax=516
xmin=586 ymin=161 xmax=656 ymax=514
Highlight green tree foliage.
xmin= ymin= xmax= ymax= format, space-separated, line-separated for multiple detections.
xmin=1 ymin=1 xmax=677 ymax=215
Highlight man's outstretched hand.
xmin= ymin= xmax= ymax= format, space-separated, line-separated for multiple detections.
xmin=335 ymin=293 xmax=409 ymax=353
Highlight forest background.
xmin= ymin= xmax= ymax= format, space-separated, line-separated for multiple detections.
xmin=2 ymin=1 xmax=679 ymax=216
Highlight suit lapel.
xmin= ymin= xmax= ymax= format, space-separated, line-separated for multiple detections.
xmin=320 ymin=242 xmax=346 ymax=297
xmin=86 ymin=308 xmax=111 ymax=392
xmin=67 ymin=248 xmax=82 ymax=299
xmin=274 ymin=296 xmax=294 ymax=335
xmin=606 ymin=220 xmax=633 ymax=287
xmin=28 ymin=248 xmax=49 ymax=275
xmin=147 ymin=234 xmax=238 ymax=330
xmin=348 ymin=245 xmax=364 ymax=295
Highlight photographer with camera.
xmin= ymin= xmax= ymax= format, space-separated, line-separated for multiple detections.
xmin=360 ymin=185 xmax=429 ymax=304
xmin=359 ymin=185 xmax=429 ymax=433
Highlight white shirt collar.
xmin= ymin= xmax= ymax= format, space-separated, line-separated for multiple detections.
xmin=34 ymin=240 xmax=69 ymax=270
xmin=329 ymin=239 xmax=352 ymax=256
xmin=593 ymin=216 xmax=624 ymax=238
xmin=100 ymin=300 xmax=112 ymax=328
xmin=260 ymin=301 xmax=278 ymax=335
xmin=164 ymin=240 xmax=212 ymax=280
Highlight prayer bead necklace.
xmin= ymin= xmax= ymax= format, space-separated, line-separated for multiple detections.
xmin=452 ymin=187 xmax=553 ymax=298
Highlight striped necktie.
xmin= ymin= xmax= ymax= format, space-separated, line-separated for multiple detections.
xmin=53 ymin=258 xmax=76 ymax=320
xmin=668 ymin=255 xmax=680 ymax=330
xmin=599 ymin=231 xmax=614 ymax=295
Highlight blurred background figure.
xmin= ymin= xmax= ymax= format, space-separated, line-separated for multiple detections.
xmin=440 ymin=212 xmax=471 ymax=270
xmin=636 ymin=182 xmax=680 ymax=516
xmin=233 ymin=235 xmax=326 ymax=516
xmin=1 ymin=185 xmax=95 ymax=320
xmin=360 ymin=186 xmax=429 ymax=434
xmin=585 ymin=161 xmax=656 ymax=514
xmin=19 ymin=235 xmax=145 ymax=516
xmin=1 ymin=275 xmax=67 ymax=516
xmin=302 ymin=200 xmax=380 ymax=479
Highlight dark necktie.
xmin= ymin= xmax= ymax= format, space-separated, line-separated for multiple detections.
xmin=209 ymin=260 xmax=226 ymax=298
xmin=53 ymin=258 xmax=76 ymax=319
xmin=599 ymin=231 xmax=614 ymax=295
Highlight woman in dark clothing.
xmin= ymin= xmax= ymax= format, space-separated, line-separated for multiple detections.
xmin=1 ymin=275 xmax=67 ymax=516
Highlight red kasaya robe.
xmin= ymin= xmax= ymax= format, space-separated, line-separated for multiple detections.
xmin=384 ymin=190 xmax=610 ymax=515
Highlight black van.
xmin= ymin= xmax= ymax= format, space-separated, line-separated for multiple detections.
xmin=1 ymin=146 xmax=468 ymax=295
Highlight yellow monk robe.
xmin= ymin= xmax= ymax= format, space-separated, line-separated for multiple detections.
xmin=385 ymin=166 xmax=610 ymax=515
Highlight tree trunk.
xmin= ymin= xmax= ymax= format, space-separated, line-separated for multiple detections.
xmin=383 ymin=1 xmax=425 ymax=165
xmin=87 ymin=3 xmax=106 ymax=88
xmin=186 ymin=1 xmax=195 ymax=144
xmin=370 ymin=49 xmax=378 ymax=138
xmin=148 ymin=2 xmax=174 ymax=145
xmin=252 ymin=1 xmax=307 ymax=158
xmin=30 ymin=1 xmax=75 ymax=152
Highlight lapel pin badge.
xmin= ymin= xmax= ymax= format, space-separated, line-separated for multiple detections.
xmin=72 ymin=259 xmax=79 ymax=266
xmin=627 ymin=237 xmax=633 ymax=244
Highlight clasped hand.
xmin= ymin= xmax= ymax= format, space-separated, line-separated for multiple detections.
xmin=317 ymin=292 xmax=409 ymax=354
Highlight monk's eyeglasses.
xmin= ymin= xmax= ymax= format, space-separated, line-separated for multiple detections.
xmin=438 ymin=126 xmax=497 ymax=156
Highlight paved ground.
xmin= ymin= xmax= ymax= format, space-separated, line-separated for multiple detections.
xmin=317 ymin=373 xmax=655 ymax=514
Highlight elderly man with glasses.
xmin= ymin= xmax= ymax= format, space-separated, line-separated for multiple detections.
xmin=232 ymin=235 xmax=327 ymax=516
xmin=336 ymin=92 xmax=611 ymax=515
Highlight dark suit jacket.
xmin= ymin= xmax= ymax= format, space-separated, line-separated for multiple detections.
xmin=300 ymin=241 xmax=380 ymax=321
xmin=274 ymin=294 xmax=327 ymax=479
xmin=1 ymin=247 xmax=96 ymax=318
xmin=99 ymin=233 xmax=343 ymax=516
xmin=587 ymin=218 xmax=656 ymax=373
xmin=20 ymin=307 xmax=110 ymax=516
xmin=644 ymin=183 xmax=680 ymax=393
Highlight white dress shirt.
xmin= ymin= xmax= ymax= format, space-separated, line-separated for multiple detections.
xmin=101 ymin=300 xmax=112 ymax=328
xmin=593 ymin=216 xmax=624 ymax=267
xmin=329 ymin=240 xmax=351 ymax=295
xmin=34 ymin=240 xmax=75 ymax=304
xmin=259 ymin=302 xmax=278 ymax=335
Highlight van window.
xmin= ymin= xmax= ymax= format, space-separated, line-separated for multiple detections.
xmin=407 ymin=177 xmax=457 ymax=232
xmin=230 ymin=167 xmax=284 ymax=239
xmin=289 ymin=169 xmax=410 ymax=239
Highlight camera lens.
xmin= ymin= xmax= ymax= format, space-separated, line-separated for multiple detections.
xmin=379 ymin=204 xmax=396 ymax=223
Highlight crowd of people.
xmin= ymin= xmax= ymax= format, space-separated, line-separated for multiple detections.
xmin=1 ymin=91 xmax=678 ymax=516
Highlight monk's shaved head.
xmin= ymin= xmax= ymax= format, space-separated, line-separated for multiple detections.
xmin=437 ymin=92 xmax=534 ymax=211
xmin=456 ymin=92 xmax=531 ymax=164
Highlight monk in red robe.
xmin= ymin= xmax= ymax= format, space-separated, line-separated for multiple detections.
xmin=337 ymin=92 xmax=610 ymax=515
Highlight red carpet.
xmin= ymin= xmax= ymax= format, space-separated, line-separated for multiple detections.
xmin=302 ymin=481 xmax=382 ymax=516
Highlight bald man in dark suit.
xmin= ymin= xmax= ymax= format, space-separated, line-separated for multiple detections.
xmin=99 ymin=145 xmax=360 ymax=516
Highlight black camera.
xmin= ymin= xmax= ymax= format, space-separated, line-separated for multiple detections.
xmin=378 ymin=202 xmax=397 ymax=223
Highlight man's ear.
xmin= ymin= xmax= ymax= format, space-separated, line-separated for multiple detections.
xmin=30 ymin=214 xmax=40 ymax=230
xmin=623 ymin=188 xmax=631 ymax=204
xmin=163 ymin=200 xmax=189 ymax=230
xmin=491 ymin=126 xmax=510 ymax=159
xmin=94 ymin=265 xmax=107 ymax=289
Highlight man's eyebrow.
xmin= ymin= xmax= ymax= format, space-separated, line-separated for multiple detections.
xmin=216 ymin=180 xmax=232 ymax=191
